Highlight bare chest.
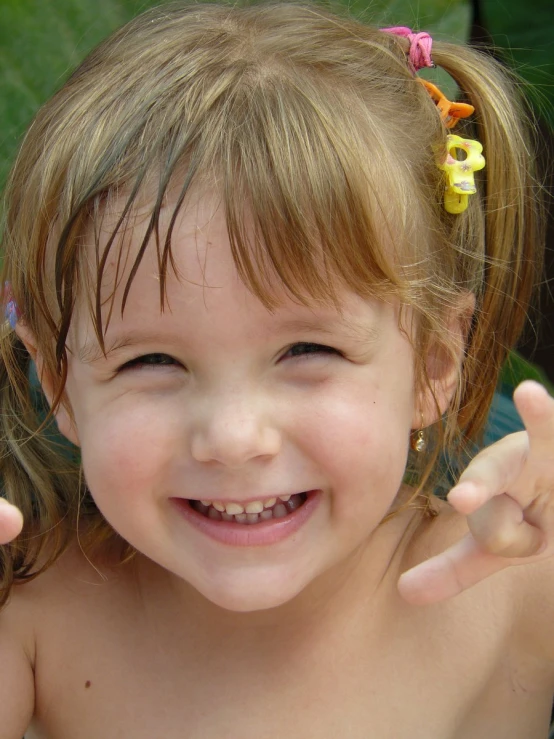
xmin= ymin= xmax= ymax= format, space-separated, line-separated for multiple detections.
xmin=27 ymin=588 xmax=553 ymax=739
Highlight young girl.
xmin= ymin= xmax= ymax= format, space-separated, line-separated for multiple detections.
xmin=1 ymin=2 xmax=554 ymax=737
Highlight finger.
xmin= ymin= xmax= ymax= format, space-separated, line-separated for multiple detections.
xmin=447 ymin=432 xmax=528 ymax=515
xmin=398 ymin=534 xmax=511 ymax=605
xmin=0 ymin=498 xmax=24 ymax=544
xmin=467 ymin=493 xmax=544 ymax=557
xmin=513 ymin=380 xmax=554 ymax=451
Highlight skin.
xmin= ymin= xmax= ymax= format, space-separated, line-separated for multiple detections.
xmin=2 ymin=193 xmax=554 ymax=737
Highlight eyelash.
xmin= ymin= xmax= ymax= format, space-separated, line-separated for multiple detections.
xmin=120 ymin=353 xmax=179 ymax=370
xmin=281 ymin=342 xmax=341 ymax=360
xmin=119 ymin=343 xmax=341 ymax=372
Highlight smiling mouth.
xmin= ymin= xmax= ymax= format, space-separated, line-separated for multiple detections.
xmin=189 ymin=493 xmax=308 ymax=524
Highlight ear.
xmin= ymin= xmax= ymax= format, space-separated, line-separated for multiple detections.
xmin=15 ymin=321 xmax=81 ymax=447
xmin=413 ymin=292 xmax=475 ymax=429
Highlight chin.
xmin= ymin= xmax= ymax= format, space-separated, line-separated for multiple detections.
xmin=188 ymin=569 xmax=310 ymax=613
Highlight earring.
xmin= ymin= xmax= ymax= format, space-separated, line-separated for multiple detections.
xmin=410 ymin=415 xmax=426 ymax=453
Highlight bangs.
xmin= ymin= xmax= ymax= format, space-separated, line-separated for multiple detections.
xmin=73 ymin=67 xmax=423 ymax=356
xmin=221 ymin=72 xmax=415 ymax=308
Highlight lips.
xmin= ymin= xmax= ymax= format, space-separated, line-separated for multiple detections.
xmin=171 ymin=490 xmax=321 ymax=547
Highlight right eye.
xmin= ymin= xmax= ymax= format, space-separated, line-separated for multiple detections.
xmin=119 ymin=353 xmax=180 ymax=371
xmin=281 ymin=342 xmax=342 ymax=361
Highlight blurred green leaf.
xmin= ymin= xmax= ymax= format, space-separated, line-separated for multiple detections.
xmin=339 ymin=0 xmax=471 ymax=41
xmin=481 ymin=0 xmax=554 ymax=127
xmin=499 ymin=351 xmax=554 ymax=396
xmin=0 ymin=0 xmax=162 ymax=187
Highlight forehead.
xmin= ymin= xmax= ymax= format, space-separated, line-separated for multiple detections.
xmin=70 ymin=189 xmax=402 ymax=357
xmin=78 ymin=185 xmax=347 ymax=320
xmin=75 ymin=188 xmax=232 ymax=320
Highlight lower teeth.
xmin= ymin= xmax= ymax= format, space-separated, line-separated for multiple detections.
xmin=194 ymin=493 xmax=307 ymax=524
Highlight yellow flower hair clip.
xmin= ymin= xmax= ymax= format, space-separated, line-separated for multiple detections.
xmin=439 ymin=134 xmax=485 ymax=214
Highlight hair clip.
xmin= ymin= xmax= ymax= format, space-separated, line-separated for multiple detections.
xmin=3 ymin=281 xmax=21 ymax=330
xmin=438 ymin=135 xmax=485 ymax=214
xmin=418 ymin=80 xmax=474 ymax=129
xmin=381 ymin=26 xmax=434 ymax=73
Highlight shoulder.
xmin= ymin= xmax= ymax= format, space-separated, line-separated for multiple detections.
xmin=2 ymin=537 xmax=144 ymax=671
xmin=403 ymin=500 xmax=522 ymax=627
xmin=3 ymin=535 xmax=135 ymax=630
xmin=406 ymin=498 xmax=554 ymax=668
xmin=0 ymin=576 xmax=37 ymax=736
xmin=508 ymin=555 xmax=554 ymax=663
xmin=0 ymin=539 xmax=142 ymax=737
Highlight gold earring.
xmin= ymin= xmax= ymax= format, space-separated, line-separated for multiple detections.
xmin=410 ymin=414 xmax=426 ymax=453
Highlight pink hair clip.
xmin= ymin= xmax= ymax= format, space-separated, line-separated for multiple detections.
xmin=381 ymin=26 xmax=434 ymax=73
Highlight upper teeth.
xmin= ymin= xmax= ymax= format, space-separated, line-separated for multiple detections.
xmin=199 ymin=495 xmax=291 ymax=515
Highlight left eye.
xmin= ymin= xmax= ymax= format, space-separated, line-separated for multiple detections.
xmin=120 ymin=353 xmax=179 ymax=370
xmin=283 ymin=342 xmax=341 ymax=359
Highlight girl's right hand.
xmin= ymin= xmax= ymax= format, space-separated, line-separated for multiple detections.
xmin=0 ymin=498 xmax=23 ymax=544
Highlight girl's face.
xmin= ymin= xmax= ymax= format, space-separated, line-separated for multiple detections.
xmin=58 ymin=194 xmax=422 ymax=612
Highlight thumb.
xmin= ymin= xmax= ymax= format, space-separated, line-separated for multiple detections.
xmin=0 ymin=498 xmax=24 ymax=544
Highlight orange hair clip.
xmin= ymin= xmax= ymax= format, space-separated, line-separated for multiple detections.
xmin=419 ymin=79 xmax=474 ymax=129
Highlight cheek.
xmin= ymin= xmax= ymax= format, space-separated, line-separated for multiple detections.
xmin=300 ymin=386 xmax=412 ymax=467
xmin=295 ymin=383 xmax=413 ymax=513
xmin=78 ymin=398 xmax=182 ymax=503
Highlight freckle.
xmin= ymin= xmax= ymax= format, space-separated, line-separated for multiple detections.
xmin=85 ymin=680 xmax=91 ymax=688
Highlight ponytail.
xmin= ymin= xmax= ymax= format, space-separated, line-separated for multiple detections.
xmin=433 ymin=42 xmax=544 ymax=440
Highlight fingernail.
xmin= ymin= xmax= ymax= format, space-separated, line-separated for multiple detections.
xmin=519 ymin=380 xmax=548 ymax=396
xmin=448 ymin=482 xmax=474 ymax=497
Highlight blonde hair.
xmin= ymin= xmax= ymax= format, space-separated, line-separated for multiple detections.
xmin=0 ymin=1 xmax=544 ymax=606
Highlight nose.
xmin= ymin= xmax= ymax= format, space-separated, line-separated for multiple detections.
xmin=190 ymin=392 xmax=282 ymax=467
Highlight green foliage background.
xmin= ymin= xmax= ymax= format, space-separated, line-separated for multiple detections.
xmin=481 ymin=0 xmax=554 ymax=126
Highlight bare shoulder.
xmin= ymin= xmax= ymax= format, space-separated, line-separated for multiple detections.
xmin=0 ymin=564 xmax=40 ymax=737
xmin=403 ymin=500 xmax=523 ymax=625
xmin=3 ymin=539 xmax=149 ymax=738
xmin=405 ymin=498 xmax=554 ymax=666
xmin=15 ymin=536 xmax=141 ymax=619
xmin=507 ymin=552 xmax=554 ymax=662
xmin=3 ymin=536 xmax=140 ymax=656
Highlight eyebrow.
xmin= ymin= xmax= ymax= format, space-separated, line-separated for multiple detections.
xmin=77 ymin=315 xmax=380 ymax=364
xmin=78 ymin=332 xmax=175 ymax=364
xmin=275 ymin=317 xmax=380 ymax=343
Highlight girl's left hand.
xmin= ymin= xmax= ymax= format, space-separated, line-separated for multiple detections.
xmin=398 ymin=380 xmax=554 ymax=605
